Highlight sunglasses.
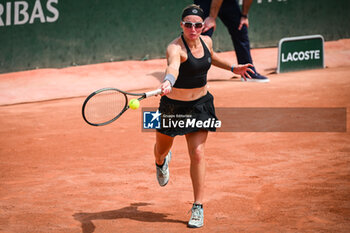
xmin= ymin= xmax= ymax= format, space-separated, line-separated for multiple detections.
xmin=182 ymin=21 xmax=204 ymax=29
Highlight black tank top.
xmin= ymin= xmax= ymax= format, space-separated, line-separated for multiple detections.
xmin=173 ymin=35 xmax=212 ymax=89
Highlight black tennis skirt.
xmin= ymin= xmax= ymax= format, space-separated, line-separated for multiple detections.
xmin=156 ymin=92 xmax=219 ymax=137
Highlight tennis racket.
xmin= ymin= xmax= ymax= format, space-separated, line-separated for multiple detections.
xmin=82 ymin=88 xmax=162 ymax=126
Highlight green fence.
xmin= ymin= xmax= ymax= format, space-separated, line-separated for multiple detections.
xmin=0 ymin=0 xmax=349 ymax=73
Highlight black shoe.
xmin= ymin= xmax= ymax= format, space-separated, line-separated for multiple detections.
xmin=242 ymin=71 xmax=270 ymax=83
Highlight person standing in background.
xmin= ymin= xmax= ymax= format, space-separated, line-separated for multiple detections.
xmin=194 ymin=0 xmax=269 ymax=82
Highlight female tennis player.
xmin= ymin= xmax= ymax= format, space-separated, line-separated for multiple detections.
xmin=154 ymin=4 xmax=254 ymax=228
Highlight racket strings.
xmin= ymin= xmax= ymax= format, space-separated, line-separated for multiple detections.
xmin=84 ymin=90 xmax=127 ymax=125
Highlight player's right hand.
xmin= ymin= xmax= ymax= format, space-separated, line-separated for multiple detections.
xmin=159 ymin=80 xmax=172 ymax=96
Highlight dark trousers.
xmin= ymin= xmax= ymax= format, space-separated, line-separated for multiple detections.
xmin=194 ymin=0 xmax=255 ymax=69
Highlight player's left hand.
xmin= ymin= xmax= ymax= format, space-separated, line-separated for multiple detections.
xmin=232 ymin=64 xmax=254 ymax=81
xmin=238 ymin=17 xmax=249 ymax=30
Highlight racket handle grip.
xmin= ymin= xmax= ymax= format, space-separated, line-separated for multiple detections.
xmin=145 ymin=89 xmax=162 ymax=98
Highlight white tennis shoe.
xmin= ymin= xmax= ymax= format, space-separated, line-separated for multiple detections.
xmin=156 ymin=151 xmax=171 ymax=187
xmin=188 ymin=203 xmax=204 ymax=228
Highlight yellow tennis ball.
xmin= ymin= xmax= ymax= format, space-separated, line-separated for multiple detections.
xmin=129 ymin=99 xmax=140 ymax=110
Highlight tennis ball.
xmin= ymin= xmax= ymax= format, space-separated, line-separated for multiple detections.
xmin=129 ymin=99 xmax=140 ymax=110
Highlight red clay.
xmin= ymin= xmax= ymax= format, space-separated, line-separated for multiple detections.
xmin=0 ymin=39 xmax=349 ymax=233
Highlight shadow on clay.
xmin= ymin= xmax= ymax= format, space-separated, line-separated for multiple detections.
xmin=73 ymin=202 xmax=187 ymax=233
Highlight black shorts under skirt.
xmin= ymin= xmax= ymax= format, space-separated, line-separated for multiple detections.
xmin=156 ymin=92 xmax=218 ymax=137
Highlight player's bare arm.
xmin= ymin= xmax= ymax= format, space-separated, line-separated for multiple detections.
xmin=202 ymin=35 xmax=254 ymax=80
xmin=159 ymin=42 xmax=181 ymax=95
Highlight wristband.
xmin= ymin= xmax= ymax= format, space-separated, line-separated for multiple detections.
xmin=241 ymin=14 xmax=248 ymax=18
xmin=230 ymin=65 xmax=234 ymax=73
xmin=164 ymin=73 xmax=175 ymax=87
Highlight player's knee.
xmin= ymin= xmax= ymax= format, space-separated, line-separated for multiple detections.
xmin=190 ymin=147 xmax=204 ymax=164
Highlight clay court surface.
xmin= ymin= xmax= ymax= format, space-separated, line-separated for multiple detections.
xmin=1 ymin=39 xmax=350 ymax=233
